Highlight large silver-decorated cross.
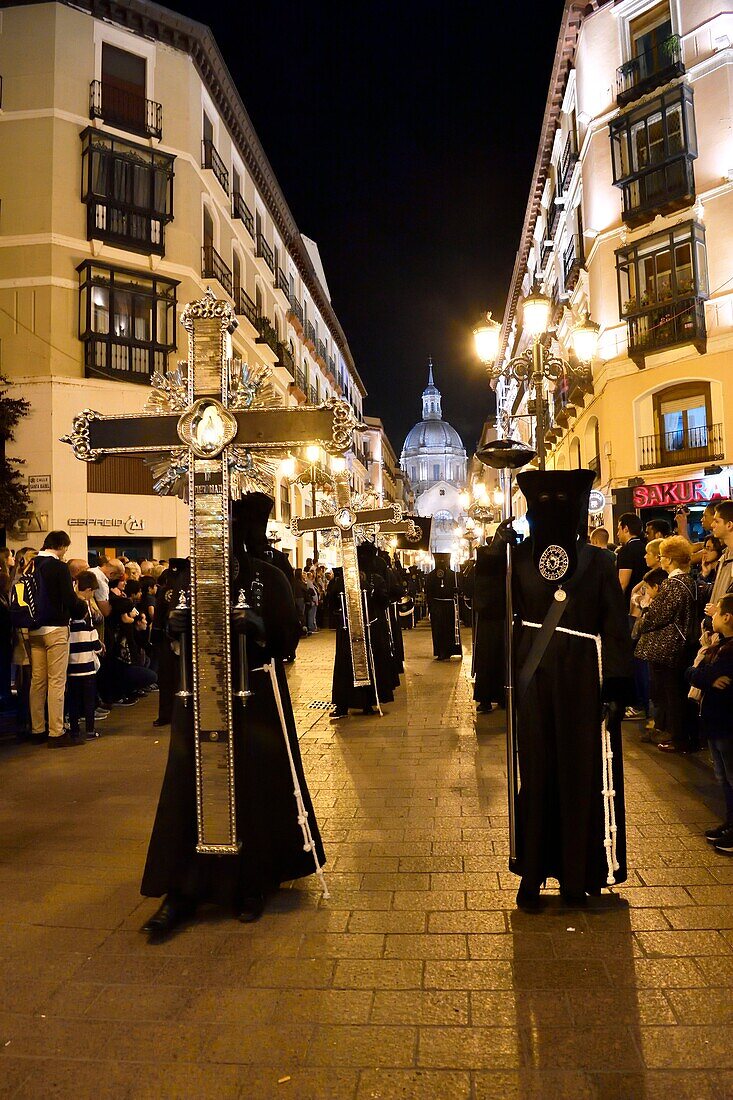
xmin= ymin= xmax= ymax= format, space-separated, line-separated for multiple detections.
xmin=291 ymin=472 xmax=400 ymax=686
xmin=63 ymin=289 xmax=356 ymax=854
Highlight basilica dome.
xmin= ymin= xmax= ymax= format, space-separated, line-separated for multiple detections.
xmin=400 ymin=360 xmax=467 ymax=495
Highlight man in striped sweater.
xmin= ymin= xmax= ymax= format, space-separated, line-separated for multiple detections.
xmin=66 ymin=571 xmax=103 ymax=743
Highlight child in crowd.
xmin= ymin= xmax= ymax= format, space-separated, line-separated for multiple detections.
xmin=689 ymin=593 xmax=733 ymax=854
xmin=67 ymin=570 xmax=103 ymax=742
xmin=632 ymin=567 xmax=667 ymax=743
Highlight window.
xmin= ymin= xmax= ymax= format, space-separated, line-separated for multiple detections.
xmin=570 ymin=438 xmax=582 ymax=469
xmin=78 ymin=262 xmax=177 ymax=384
xmin=92 ymin=44 xmax=162 ymax=139
xmin=616 ymin=222 xmax=708 ymax=362
xmin=639 ymin=382 xmax=724 ymax=470
xmin=617 ymin=3 xmax=683 ymax=105
xmin=610 ymin=86 xmax=696 ymax=226
xmin=433 ymin=464 xmax=441 ymax=482
xmin=629 ymin=3 xmax=672 ymax=60
xmin=81 ymin=130 xmax=174 ymax=255
xmin=279 ymin=480 xmax=291 ymax=524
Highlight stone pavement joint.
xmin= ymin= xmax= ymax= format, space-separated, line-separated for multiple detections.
xmin=0 ymin=624 xmax=731 ymax=1098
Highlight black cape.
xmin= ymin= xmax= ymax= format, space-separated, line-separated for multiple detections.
xmin=330 ymin=571 xmax=396 ymax=711
xmin=471 ymin=545 xmax=506 ymax=706
xmin=141 ymin=555 xmax=324 ymax=903
xmin=489 ymin=540 xmax=632 ymax=894
xmin=425 ymin=568 xmax=462 ymax=659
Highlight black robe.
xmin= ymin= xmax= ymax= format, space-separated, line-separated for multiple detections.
xmin=489 ymin=541 xmax=633 ymax=894
xmin=385 ymin=567 xmax=405 ymax=675
xmin=426 ymin=568 xmax=462 ymax=659
xmin=330 ymin=572 xmax=395 ymax=711
xmin=471 ymin=546 xmax=506 ymax=707
xmin=141 ymin=556 xmax=324 ymax=903
xmin=150 ymin=564 xmax=190 ymax=727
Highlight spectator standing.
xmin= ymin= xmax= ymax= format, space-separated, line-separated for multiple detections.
xmin=689 ymin=594 xmax=733 ymax=854
xmin=293 ymin=568 xmax=307 ymax=633
xmin=632 ymin=567 xmax=668 ymax=742
xmin=706 ymin=502 xmax=733 ymax=611
xmin=304 ymin=569 xmax=318 ymax=634
xmin=645 ymin=519 xmax=671 ymax=541
xmin=0 ymin=573 xmax=13 ymax=704
xmin=616 ymin=513 xmax=647 ymax=607
xmin=67 ymin=571 xmax=103 ymax=741
xmin=90 ymin=557 xmax=125 ymax=618
xmin=28 ymin=531 xmax=85 ymax=747
xmin=590 ymin=527 xmax=615 ymax=563
xmin=634 ymin=536 xmax=698 ymax=754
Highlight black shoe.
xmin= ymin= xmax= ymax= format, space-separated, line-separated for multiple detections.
xmin=713 ymin=828 xmax=733 ymax=856
xmin=331 ymin=708 xmax=348 ymax=720
xmin=237 ymin=894 xmax=265 ymax=923
xmin=115 ymin=697 xmax=138 ymax=708
xmin=705 ymin=823 xmax=729 ymax=843
xmin=560 ymin=891 xmax=588 ymax=907
xmin=141 ymin=894 xmax=195 ymax=938
xmin=476 ymin=703 xmax=492 ymax=714
xmin=47 ymin=732 xmax=86 ymax=748
xmin=24 ymin=731 xmax=48 ymax=744
xmin=152 ymin=718 xmax=169 ymax=727
xmin=362 ymin=705 xmax=376 ymax=716
xmin=516 ymin=884 xmax=541 ymax=912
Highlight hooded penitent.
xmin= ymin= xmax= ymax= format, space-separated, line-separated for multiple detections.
xmin=230 ymin=493 xmax=275 ymax=555
xmin=433 ymin=552 xmax=452 ymax=574
xmin=516 ymin=469 xmax=593 ymax=586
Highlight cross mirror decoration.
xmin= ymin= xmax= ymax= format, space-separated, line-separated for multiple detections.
xmin=63 ymin=289 xmax=357 ymax=854
xmin=291 ymin=471 xmax=401 ymax=686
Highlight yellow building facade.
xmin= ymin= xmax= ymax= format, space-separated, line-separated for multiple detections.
xmin=495 ymin=0 xmax=733 ymax=536
xmin=0 ymin=0 xmax=370 ymax=563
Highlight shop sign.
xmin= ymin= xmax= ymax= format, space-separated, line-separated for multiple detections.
xmin=632 ymin=478 xmax=720 ymax=510
xmin=67 ymin=515 xmax=146 ymax=533
xmin=588 ymin=490 xmax=606 ymax=515
xmin=28 ymin=475 xmax=52 ymax=492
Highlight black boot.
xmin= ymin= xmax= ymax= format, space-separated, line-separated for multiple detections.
xmin=516 ymin=882 xmax=542 ymax=912
xmin=141 ymin=893 xmax=195 ymax=939
xmin=237 ymin=893 xmax=266 ymax=923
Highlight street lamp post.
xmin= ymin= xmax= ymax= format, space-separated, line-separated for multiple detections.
xmin=473 ymin=296 xmax=600 ymax=472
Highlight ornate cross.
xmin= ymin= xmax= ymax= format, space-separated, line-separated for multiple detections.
xmin=63 ymin=289 xmax=356 ymax=854
xmin=291 ymin=471 xmax=400 ymax=686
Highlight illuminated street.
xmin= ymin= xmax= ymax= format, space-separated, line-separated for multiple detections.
xmin=1 ymin=625 xmax=731 ymax=1098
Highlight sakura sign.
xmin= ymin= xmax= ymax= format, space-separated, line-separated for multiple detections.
xmin=632 ymin=473 xmax=732 ymax=510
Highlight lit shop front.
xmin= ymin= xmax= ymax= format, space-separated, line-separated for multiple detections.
xmin=615 ymin=469 xmax=732 ymax=540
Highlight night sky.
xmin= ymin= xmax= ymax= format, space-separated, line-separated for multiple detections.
xmin=170 ymin=0 xmax=566 ymax=456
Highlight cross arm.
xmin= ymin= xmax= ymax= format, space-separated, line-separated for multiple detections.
xmin=354 ymin=504 xmax=402 ymax=526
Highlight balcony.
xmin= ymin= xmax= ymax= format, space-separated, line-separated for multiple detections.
xmin=639 ymin=422 xmax=724 ymax=471
xmin=304 ymin=320 xmax=316 ymax=348
xmin=256 ymin=233 xmax=274 ymax=272
xmin=560 ymin=132 xmax=578 ymax=192
xmin=618 ymin=156 xmax=695 ymax=228
xmin=233 ymin=284 xmax=258 ymax=327
xmin=202 ymin=245 xmax=233 ymax=296
xmin=84 ymin=335 xmax=169 ymax=384
xmin=201 ymin=139 xmax=229 ymax=195
xmin=294 ymin=367 xmax=307 ymax=393
xmin=563 ymin=235 xmax=583 ymax=293
xmin=275 ymin=341 xmax=295 ymax=378
xmin=89 ymin=80 xmax=162 ymax=140
xmin=316 ymin=338 xmax=327 ymax=364
xmin=307 ymin=384 xmax=318 ymax=405
xmin=274 ymin=266 xmax=290 ymax=296
xmin=87 ymin=199 xmax=166 ymax=255
xmin=289 ymin=296 xmax=304 ymax=326
xmin=617 ymin=34 xmax=684 ymax=106
xmin=625 ymin=296 xmax=706 ymax=364
xmin=231 ymin=191 xmax=254 ymax=237
xmin=254 ymin=313 xmax=279 ymax=355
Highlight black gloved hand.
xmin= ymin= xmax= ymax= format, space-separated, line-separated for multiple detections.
xmin=491 ymin=520 xmax=520 ymax=548
xmin=232 ymin=605 xmax=266 ymax=644
xmin=167 ymin=604 xmax=190 ymax=637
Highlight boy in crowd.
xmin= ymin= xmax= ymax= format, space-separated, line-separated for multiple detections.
xmin=690 ymin=594 xmax=733 ymax=855
xmin=66 ymin=570 xmax=103 ymax=742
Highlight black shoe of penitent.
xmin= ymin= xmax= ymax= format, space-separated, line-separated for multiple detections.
xmin=515 ymin=883 xmax=542 ymax=912
xmin=142 ymin=893 xmax=195 ymax=939
xmin=237 ymin=893 xmax=265 ymax=923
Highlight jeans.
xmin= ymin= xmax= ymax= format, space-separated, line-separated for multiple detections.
xmin=709 ymin=737 xmax=733 ymax=823
xmin=109 ymin=660 xmax=157 ymax=700
xmin=306 ymin=604 xmax=317 ymax=633
xmin=67 ymin=675 xmax=97 ymax=735
xmin=29 ymin=627 xmax=70 ymax=738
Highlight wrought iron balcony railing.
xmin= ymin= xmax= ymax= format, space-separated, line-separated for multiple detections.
xmin=89 ymin=80 xmax=162 ymax=139
xmin=254 ymin=313 xmax=279 ymax=354
xmin=233 ymin=284 xmax=258 ymax=327
xmin=86 ymin=199 xmax=165 ymax=256
xmin=304 ymin=320 xmax=316 ymax=346
xmin=275 ymin=266 xmax=290 ymax=296
xmin=231 ymin=191 xmax=254 ymax=237
xmin=618 ymin=156 xmax=695 ymax=228
xmin=563 ymin=235 xmax=584 ymax=292
xmin=294 ymin=367 xmax=307 ymax=394
xmin=625 ymin=295 xmax=706 ymax=363
xmin=201 ymin=139 xmax=229 ymax=194
xmin=307 ymin=385 xmax=318 ymax=405
xmin=560 ymin=131 xmax=578 ymax=192
xmin=639 ymin=422 xmax=723 ymax=471
xmin=316 ymin=338 xmax=327 ymax=362
xmin=276 ymin=341 xmax=295 ymax=377
xmin=256 ymin=233 xmax=274 ymax=272
xmin=289 ymin=296 xmax=304 ymax=324
xmin=617 ymin=34 xmax=684 ymax=106
xmin=202 ymin=245 xmax=233 ymax=296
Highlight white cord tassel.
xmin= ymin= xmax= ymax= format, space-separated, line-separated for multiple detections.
xmin=265 ymin=662 xmax=329 ymax=899
xmin=521 ymin=620 xmax=618 ymax=886
xmin=363 ymin=591 xmax=383 ymax=717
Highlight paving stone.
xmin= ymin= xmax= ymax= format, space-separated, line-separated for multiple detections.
xmin=356 ymin=1069 xmax=470 ymax=1099
xmin=417 ymin=1026 xmax=522 ymax=1069
xmin=371 ymin=990 xmax=469 ymax=1025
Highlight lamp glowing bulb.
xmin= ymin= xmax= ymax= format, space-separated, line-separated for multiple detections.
xmin=522 ymin=287 xmax=552 ymax=338
xmin=492 ymin=487 xmax=504 ymax=508
xmin=459 ymin=490 xmax=471 ymax=509
xmin=473 ymin=311 xmax=501 ymax=364
xmin=331 ymin=455 xmax=346 ymax=474
xmin=281 ymin=456 xmax=297 ymax=479
xmin=305 ymin=445 xmax=320 ymax=463
xmin=570 ymin=314 xmax=600 ymax=363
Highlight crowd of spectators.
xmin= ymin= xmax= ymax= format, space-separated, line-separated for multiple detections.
xmin=1 ymin=533 xmax=164 ymax=747
xmin=592 ymin=500 xmax=733 ymax=854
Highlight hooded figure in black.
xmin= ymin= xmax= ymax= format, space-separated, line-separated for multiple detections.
xmin=231 ymin=492 xmax=296 ymax=660
xmin=140 ymin=497 xmax=324 ymax=938
xmin=378 ymin=549 xmax=405 ymax=678
xmin=151 ymin=558 xmax=190 ymax=727
xmin=329 ymin=542 xmax=395 ymax=718
xmin=488 ymin=469 xmax=632 ymax=910
xmin=464 ymin=547 xmax=505 ymax=711
xmin=425 ymin=553 xmax=462 ymax=659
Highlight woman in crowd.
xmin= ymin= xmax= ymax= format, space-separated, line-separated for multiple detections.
xmin=292 ymin=568 xmax=308 ymax=633
xmin=632 ymin=567 xmax=668 ymax=743
xmin=634 ymin=536 xmax=699 ymax=754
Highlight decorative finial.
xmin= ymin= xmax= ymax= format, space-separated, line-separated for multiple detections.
xmin=427 ymin=357 xmax=434 ymax=386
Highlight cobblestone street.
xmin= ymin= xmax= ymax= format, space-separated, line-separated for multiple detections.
xmin=1 ymin=624 xmax=732 ymax=1099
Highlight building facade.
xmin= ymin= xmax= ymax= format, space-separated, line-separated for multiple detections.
xmin=401 ymin=362 xmax=467 ymax=552
xmin=494 ymin=0 xmax=733 ymax=538
xmin=0 ymin=0 xmax=370 ymax=565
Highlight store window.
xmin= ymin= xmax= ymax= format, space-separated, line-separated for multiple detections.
xmin=78 ymin=261 xmax=177 ymax=384
xmin=81 ymin=130 xmax=174 ymax=256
